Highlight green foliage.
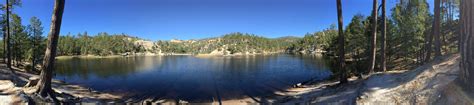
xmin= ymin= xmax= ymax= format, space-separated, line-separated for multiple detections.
xmin=57 ymin=32 xmax=141 ymax=56
xmin=27 ymin=16 xmax=45 ymax=66
xmin=288 ymin=24 xmax=338 ymax=55
xmin=344 ymin=14 xmax=369 ymax=74
xmin=392 ymin=0 xmax=431 ymax=64
xmin=288 ymin=33 xmax=317 ymax=53
xmin=10 ymin=14 xmax=30 ymax=63
xmin=287 ymin=0 xmax=437 ymax=74
xmin=157 ymin=32 xmax=298 ymax=54
xmin=440 ymin=0 xmax=460 ymax=54
xmin=288 ymin=24 xmax=338 ymax=54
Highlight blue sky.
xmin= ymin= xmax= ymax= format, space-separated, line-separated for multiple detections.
xmin=12 ymin=0 xmax=434 ymax=41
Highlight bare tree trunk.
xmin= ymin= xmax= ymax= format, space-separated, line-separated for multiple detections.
xmin=368 ymin=0 xmax=377 ymax=73
xmin=434 ymin=0 xmax=442 ymax=57
xmin=5 ymin=0 xmax=12 ymax=73
xmin=3 ymin=28 xmax=5 ymax=63
xmin=34 ymin=0 xmax=65 ymax=102
xmin=336 ymin=0 xmax=347 ymax=84
xmin=460 ymin=0 xmax=474 ymax=92
xmin=380 ymin=0 xmax=387 ymax=72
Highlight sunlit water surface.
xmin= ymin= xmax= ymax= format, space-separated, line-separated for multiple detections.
xmin=54 ymin=54 xmax=332 ymax=102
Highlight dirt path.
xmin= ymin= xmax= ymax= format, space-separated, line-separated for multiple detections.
xmin=357 ymin=54 xmax=463 ymax=104
xmin=0 ymin=80 xmax=21 ymax=104
xmin=270 ymin=54 xmax=472 ymax=104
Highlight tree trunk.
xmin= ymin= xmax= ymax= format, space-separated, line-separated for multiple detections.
xmin=3 ymin=28 xmax=5 ymax=63
xmin=460 ymin=0 xmax=474 ymax=92
xmin=5 ymin=0 xmax=12 ymax=73
xmin=336 ymin=0 xmax=347 ymax=84
xmin=425 ymin=29 xmax=433 ymax=62
xmin=380 ymin=0 xmax=386 ymax=72
xmin=434 ymin=0 xmax=442 ymax=57
xmin=32 ymin=31 xmax=36 ymax=72
xmin=34 ymin=0 xmax=65 ymax=102
xmin=368 ymin=0 xmax=377 ymax=73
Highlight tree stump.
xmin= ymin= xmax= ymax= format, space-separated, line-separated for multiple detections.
xmin=24 ymin=76 xmax=39 ymax=87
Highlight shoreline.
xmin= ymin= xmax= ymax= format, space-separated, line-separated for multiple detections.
xmin=0 ymin=65 xmax=123 ymax=103
xmin=0 ymin=54 xmax=468 ymax=104
xmin=55 ymin=51 xmax=302 ymax=59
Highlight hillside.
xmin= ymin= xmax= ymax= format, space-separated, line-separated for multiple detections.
xmin=55 ymin=32 xmax=309 ymax=56
xmin=156 ymin=32 xmax=301 ymax=55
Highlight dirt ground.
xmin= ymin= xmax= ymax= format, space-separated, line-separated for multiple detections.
xmin=270 ymin=54 xmax=473 ymax=104
xmin=356 ymin=54 xmax=471 ymax=104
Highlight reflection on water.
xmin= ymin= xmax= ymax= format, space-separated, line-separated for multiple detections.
xmin=55 ymin=54 xmax=332 ymax=102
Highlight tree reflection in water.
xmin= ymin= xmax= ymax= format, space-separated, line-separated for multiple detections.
xmin=54 ymin=54 xmax=332 ymax=102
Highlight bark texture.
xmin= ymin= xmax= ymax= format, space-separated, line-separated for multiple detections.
xmin=34 ymin=0 xmax=65 ymax=102
xmin=434 ymin=0 xmax=442 ymax=57
xmin=5 ymin=0 xmax=12 ymax=71
xmin=368 ymin=0 xmax=377 ymax=73
xmin=380 ymin=0 xmax=386 ymax=72
xmin=460 ymin=0 xmax=474 ymax=91
xmin=336 ymin=0 xmax=347 ymax=84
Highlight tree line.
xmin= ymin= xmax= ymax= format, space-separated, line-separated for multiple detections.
xmin=0 ymin=14 xmax=150 ymax=67
xmin=57 ymin=32 xmax=144 ymax=56
xmin=157 ymin=32 xmax=299 ymax=54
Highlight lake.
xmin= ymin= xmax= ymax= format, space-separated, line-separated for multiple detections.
xmin=54 ymin=54 xmax=333 ymax=102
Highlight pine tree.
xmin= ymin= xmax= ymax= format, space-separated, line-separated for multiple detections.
xmin=27 ymin=17 xmax=43 ymax=72
xmin=380 ymin=0 xmax=387 ymax=72
xmin=459 ymin=0 xmax=474 ymax=92
xmin=336 ymin=0 xmax=347 ymax=84
xmin=34 ymin=0 xmax=65 ymax=102
xmin=368 ymin=0 xmax=377 ymax=73
xmin=433 ymin=0 xmax=442 ymax=58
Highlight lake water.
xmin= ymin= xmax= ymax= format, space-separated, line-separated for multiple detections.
xmin=54 ymin=54 xmax=333 ymax=102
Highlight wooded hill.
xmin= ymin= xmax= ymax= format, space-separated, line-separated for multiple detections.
xmin=52 ymin=32 xmax=302 ymax=56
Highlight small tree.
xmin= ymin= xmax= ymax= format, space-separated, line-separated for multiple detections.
xmin=27 ymin=17 xmax=43 ymax=72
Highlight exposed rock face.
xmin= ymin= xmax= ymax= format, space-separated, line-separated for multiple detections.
xmin=170 ymin=39 xmax=183 ymax=43
xmin=209 ymin=48 xmax=229 ymax=55
xmin=134 ymin=40 xmax=155 ymax=51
